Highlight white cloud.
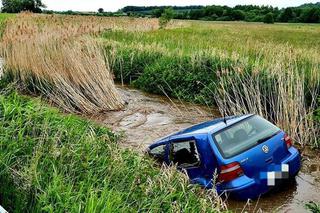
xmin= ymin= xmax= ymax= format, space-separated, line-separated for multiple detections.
xmin=3 ymin=0 xmax=320 ymax=12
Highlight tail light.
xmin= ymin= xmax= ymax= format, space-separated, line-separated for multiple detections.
xmin=284 ymin=134 xmax=292 ymax=149
xmin=218 ymin=162 xmax=244 ymax=183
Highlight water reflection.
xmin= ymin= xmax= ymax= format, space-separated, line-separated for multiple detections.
xmin=227 ymin=173 xmax=320 ymax=212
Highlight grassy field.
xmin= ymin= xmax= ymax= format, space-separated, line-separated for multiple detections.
xmin=0 ymin=13 xmax=14 ymax=23
xmin=103 ymin=21 xmax=320 ymax=99
xmin=1 ymin=14 xmax=319 ymax=144
xmin=104 ymin=21 xmax=320 ymax=53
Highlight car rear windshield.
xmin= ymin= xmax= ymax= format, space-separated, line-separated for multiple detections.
xmin=213 ymin=115 xmax=281 ymax=158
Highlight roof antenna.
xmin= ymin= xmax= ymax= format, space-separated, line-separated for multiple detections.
xmin=223 ymin=89 xmax=227 ymax=125
xmin=223 ymin=109 xmax=227 ymax=125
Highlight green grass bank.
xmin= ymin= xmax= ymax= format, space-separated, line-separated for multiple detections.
xmin=0 ymin=82 xmax=226 ymax=212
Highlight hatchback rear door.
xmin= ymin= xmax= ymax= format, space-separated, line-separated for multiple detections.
xmin=229 ymin=132 xmax=288 ymax=179
xmin=211 ymin=115 xmax=290 ymax=179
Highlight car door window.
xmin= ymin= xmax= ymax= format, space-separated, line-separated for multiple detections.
xmin=170 ymin=140 xmax=200 ymax=168
xmin=149 ymin=144 xmax=166 ymax=163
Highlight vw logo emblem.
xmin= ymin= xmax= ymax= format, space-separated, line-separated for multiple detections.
xmin=262 ymin=145 xmax=269 ymax=153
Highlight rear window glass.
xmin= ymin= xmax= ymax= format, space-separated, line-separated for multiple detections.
xmin=213 ymin=115 xmax=280 ymax=158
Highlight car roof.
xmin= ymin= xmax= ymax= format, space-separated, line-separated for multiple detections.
xmin=177 ymin=114 xmax=253 ymax=136
xmin=151 ymin=114 xmax=253 ymax=147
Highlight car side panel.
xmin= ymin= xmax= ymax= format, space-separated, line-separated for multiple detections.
xmin=168 ymin=134 xmax=217 ymax=188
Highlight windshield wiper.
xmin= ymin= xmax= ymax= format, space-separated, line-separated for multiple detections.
xmin=256 ymin=132 xmax=278 ymax=144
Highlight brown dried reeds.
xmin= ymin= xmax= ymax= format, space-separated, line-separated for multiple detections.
xmin=1 ymin=13 xmax=158 ymax=114
xmin=2 ymin=13 xmax=158 ymax=43
xmin=214 ymin=56 xmax=319 ymax=147
xmin=3 ymin=37 xmax=124 ymax=113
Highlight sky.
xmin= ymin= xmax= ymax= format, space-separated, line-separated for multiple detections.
xmin=9 ymin=0 xmax=320 ymax=12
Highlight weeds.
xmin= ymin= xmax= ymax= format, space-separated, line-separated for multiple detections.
xmin=306 ymin=202 xmax=320 ymax=213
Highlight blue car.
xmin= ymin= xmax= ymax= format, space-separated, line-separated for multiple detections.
xmin=147 ymin=114 xmax=301 ymax=200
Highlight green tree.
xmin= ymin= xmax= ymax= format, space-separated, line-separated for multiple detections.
xmin=231 ymin=9 xmax=245 ymax=20
xmin=98 ymin=8 xmax=104 ymax=13
xmin=300 ymin=8 xmax=320 ymax=23
xmin=159 ymin=7 xmax=174 ymax=29
xmin=264 ymin=12 xmax=274 ymax=23
xmin=1 ymin=0 xmax=45 ymax=13
xmin=278 ymin=7 xmax=295 ymax=22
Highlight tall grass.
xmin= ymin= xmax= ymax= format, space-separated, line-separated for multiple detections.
xmin=0 ymin=13 xmax=14 ymax=37
xmin=0 ymin=13 xmax=158 ymax=114
xmin=0 ymin=84 xmax=226 ymax=212
xmin=213 ymin=66 xmax=319 ymax=148
xmin=2 ymin=37 xmax=124 ymax=113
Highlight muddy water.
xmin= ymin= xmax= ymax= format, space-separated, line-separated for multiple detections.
xmin=100 ymin=85 xmax=219 ymax=149
xmin=100 ymin=85 xmax=320 ymax=213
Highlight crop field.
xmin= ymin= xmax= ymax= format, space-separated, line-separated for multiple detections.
xmin=0 ymin=13 xmax=319 ymax=212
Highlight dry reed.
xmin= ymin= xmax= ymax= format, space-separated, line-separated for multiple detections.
xmin=0 ymin=13 xmax=158 ymax=113
xmin=3 ymin=37 xmax=125 ymax=113
xmin=213 ymin=52 xmax=319 ymax=146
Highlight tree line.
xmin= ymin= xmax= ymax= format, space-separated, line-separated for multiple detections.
xmin=1 ymin=0 xmax=320 ymax=24
xmin=122 ymin=4 xmax=320 ymax=23
xmin=1 ymin=0 xmax=45 ymax=13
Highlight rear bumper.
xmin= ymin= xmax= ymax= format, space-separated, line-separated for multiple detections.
xmin=217 ymin=147 xmax=301 ymax=200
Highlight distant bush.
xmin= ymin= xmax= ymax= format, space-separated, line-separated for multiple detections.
xmin=159 ymin=7 xmax=174 ymax=29
xmin=216 ymin=16 xmax=232 ymax=21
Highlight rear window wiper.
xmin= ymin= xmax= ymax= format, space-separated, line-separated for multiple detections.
xmin=256 ymin=132 xmax=279 ymax=144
